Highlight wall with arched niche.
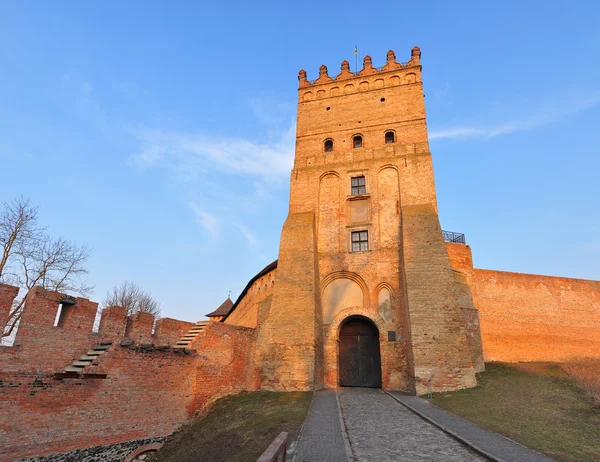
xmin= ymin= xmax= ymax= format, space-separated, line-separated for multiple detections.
xmin=322 ymin=278 xmax=364 ymax=323
xmin=378 ymin=285 xmax=392 ymax=323
xmin=318 ymin=172 xmax=341 ymax=254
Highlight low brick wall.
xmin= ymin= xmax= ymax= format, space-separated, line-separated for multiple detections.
xmin=0 ymin=346 xmax=196 ymax=461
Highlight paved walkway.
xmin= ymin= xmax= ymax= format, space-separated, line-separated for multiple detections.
xmin=340 ymin=388 xmax=485 ymax=462
xmin=293 ymin=388 xmax=555 ymax=462
xmin=293 ymin=389 xmax=350 ymax=462
xmin=387 ymin=392 xmax=554 ymax=462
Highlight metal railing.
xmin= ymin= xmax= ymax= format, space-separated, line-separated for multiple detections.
xmin=442 ymin=230 xmax=466 ymax=245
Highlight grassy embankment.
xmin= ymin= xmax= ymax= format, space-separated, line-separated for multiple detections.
xmin=151 ymin=391 xmax=312 ymax=462
xmin=431 ymin=361 xmax=600 ymax=462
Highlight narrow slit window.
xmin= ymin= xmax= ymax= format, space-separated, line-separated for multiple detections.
xmin=353 ymin=135 xmax=363 ymax=149
xmin=385 ymin=131 xmax=395 ymax=144
xmin=351 ymin=230 xmax=369 ymax=252
xmin=351 ymin=176 xmax=366 ymax=195
xmin=324 ymin=139 xmax=333 ymax=152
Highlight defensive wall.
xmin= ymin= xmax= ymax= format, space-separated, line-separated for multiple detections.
xmin=447 ymin=243 xmax=600 ymax=363
xmin=0 ymin=283 xmax=258 ymax=461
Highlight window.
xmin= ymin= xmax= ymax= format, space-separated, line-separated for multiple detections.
xmin=351 ymin=176 xmax=366 ymax=195
xmin=324 ymin=139 xmax=333 ymax=152
xmin=351 ymin=230 xmax=369 ymax=252
xmin=385 ymin=131 xmax=395 ymax=144
xmin=353 ymin=135 xmax=363 ymax=149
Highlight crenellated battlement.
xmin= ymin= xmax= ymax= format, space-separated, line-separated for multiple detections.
xmin=0 ymin=283 xmax=195 ymax=373
xmin=298 ymin=47 xmax=421 ymax=99
xmin=0 ymin=282 xmax=259 ymax=461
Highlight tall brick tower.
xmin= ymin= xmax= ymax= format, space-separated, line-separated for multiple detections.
xmin=255 ymin=47 xmax=480 ymax=394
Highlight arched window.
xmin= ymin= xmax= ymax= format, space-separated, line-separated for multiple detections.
xmin=385 ymin=131 xmax=395 ymax=144
xmin=324 ymin=139 xmax=334 ymax=152
xmin=353 ymin=135 xmax=363 ymax=149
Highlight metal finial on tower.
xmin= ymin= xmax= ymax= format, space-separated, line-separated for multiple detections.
xmin=354 ymin=45 xmax=358 ymax=73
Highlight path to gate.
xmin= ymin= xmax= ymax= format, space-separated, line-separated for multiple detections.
xmin=293 ymin=388 xmax=553 ymax=462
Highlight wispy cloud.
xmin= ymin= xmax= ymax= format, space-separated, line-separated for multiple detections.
xmin=129 ymin=123 xmax=295 ymax=179
xmin=234 ymin=223 xmax=257 ymax=246
xmin=130 ymin=95 xmax=294 ymax=254
xmin=430 ymin=93 xmax=600 ymax=141
xmin=188 ymin=201 xmax=219 ymax=236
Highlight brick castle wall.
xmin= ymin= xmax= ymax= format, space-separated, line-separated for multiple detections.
xmin=190 ymin=321 xmax=259 ymax=410
xmin=473 ymin=269 xmax=600 ymax=362
xmin=0 ymin=284 xmax=257 ymax=461
xmin=446 ymin=243 xmax=600 ymax=363
xmin=1 ymin=346 xmax=196 ymax=461
xmin=224 ymin=268 xmax=277 ymax=328
xmin=254 ymin=212 xmax=322 ymax=391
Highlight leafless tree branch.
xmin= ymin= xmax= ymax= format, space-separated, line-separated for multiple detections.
xmin=1 ymin=198 xmax=93 ymax=341
xmin=103 ymin=281 xmax=161 ymax=317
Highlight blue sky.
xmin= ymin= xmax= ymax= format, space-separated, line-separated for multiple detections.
xmin=1 ymin=1 xmax=599 ymax=322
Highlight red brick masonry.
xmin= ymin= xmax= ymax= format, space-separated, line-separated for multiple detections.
xmin=0 ymin=284 xmax=257 ymax=461
xmin=447 ymin=243 xmax=600 ymax=363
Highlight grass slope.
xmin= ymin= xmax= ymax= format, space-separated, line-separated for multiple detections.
xmin=431 ymin=363 xmax=600 ymax=462
xmin=151 ymin=391 xmax=312 ymax=462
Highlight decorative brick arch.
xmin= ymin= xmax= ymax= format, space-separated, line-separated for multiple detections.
xmin=322 ymin=306 xmax=390 ymax=389
xmin=321 ymin=271 xmax=369 ymax=302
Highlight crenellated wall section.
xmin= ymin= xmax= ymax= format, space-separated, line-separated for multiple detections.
xmin=0 ymin=284 xmax=260 ymax=461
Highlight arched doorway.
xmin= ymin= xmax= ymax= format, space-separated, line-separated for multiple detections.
xmin=339 ymin=317 xmax=382 ymax=388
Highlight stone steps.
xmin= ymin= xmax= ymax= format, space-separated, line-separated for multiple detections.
xmin=173 ymin=321 xmax=209 ymax=349
xmin=63 ymin=343 xmax=113 ymax=374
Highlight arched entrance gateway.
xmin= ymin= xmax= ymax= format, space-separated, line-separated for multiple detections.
xmin=338 ymin=317 xmax=382 ymax=388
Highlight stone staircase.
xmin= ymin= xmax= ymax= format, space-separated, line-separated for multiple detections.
xmin=64 ymin=342 xmax=112 ymax=374
xmin=174 ymin=321 xmax=209 ymax=349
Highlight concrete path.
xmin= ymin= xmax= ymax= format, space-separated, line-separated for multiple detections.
xmin=339 ymin=388 xmax=485 ymax=462
xmin=294 ymin=388 xmax=555 ymax=462
xmin=387 ymin=392 xmax=554 ymax=462
xmin=293 ymin=389 xmax=350 ymax=462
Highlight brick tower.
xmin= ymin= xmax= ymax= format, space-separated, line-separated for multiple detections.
xmin=255 ymin=47 xmax=481 ymax=394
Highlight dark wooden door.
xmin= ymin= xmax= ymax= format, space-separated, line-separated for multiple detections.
xmin=339 ymin=319 xmax=382 ymax=388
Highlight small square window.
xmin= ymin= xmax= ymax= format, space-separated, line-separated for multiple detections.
xmin=351 ymin=176 xmax=366 ymax=195
xmin=351 ymin=230 xmax=368 ymax=252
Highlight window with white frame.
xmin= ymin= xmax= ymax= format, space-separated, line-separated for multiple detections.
xmin=351 ymin=230 xmax=369 ymax=252
xmin=351 ymin=175 xmax=366 ymax=195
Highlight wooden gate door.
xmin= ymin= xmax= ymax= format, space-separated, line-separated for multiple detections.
xmin=339 ymin=319 xmax=382 ymax=388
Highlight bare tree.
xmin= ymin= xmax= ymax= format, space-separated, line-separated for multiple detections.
xmin=103 ymin=281 xmax=161 ymax=317
xmin=0 ymin=197 xmax=41 ymax=280
xmin=1 ymin=198 xmax=92 ymax=341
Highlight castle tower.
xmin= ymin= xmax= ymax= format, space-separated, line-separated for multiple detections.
xmin=256 ymin=47 xmax=478 ymax=393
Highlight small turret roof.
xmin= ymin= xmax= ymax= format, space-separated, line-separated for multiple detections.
xmin=206 ymin=297 xmax=234 ymax=317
